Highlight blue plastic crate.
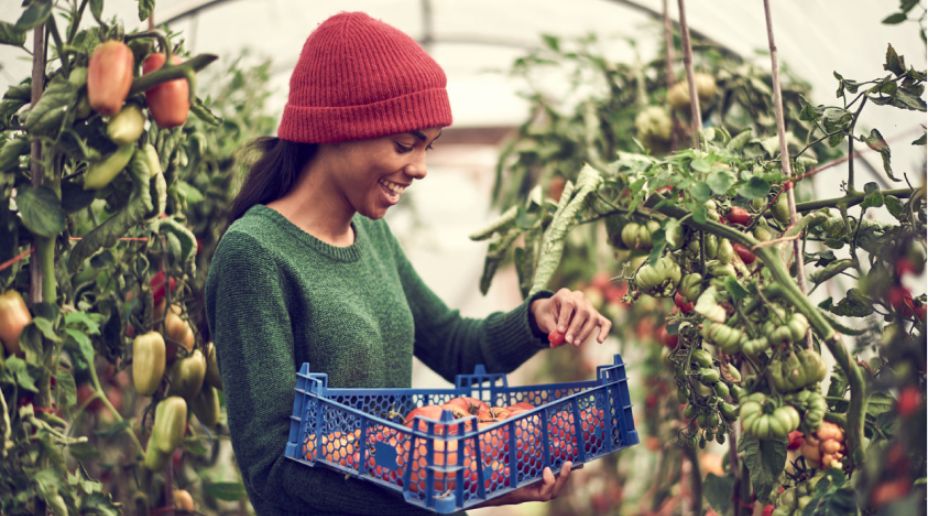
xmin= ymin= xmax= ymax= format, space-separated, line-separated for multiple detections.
xmin=284 ymin=354 xmax=638 ymax=513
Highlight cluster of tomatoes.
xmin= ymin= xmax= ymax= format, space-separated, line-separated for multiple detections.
xmin=302 ymin=396 xmax=607 ymax=495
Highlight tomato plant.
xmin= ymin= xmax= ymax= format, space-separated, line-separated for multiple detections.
xmin=475 ymin=5 xmax=926 ymax=515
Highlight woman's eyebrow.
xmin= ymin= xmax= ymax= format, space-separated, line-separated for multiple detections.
xmin=408 ymin=130 xmax=442 ymax=143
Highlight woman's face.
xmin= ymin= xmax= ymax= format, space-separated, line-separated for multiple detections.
xmin=326 ymin=127 xmax=442 ymax=220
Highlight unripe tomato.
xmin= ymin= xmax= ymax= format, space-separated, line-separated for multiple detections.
xmin=88 ymin=41 xmax=135 ymax=115
xmin=0 ymin=290 xmax=31 ymax=355
xmin=142 ymin=53 xmax=190 ymax=128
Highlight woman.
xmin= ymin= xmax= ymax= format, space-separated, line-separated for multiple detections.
xmin=205 ymin=11 xmax=612 ymax=515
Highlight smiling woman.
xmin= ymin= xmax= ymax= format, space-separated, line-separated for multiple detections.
xmin=205 ymin=11 xmax=609 ymax=516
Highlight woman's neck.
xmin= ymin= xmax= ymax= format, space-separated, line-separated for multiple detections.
xmin=266 ymin=170 xmax=356 ymax=247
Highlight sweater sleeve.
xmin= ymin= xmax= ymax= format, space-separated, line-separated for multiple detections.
xmin=206 ymin=231 xmax=431 ymax=515
xmin=380 ymin=222 xmax=552 ymax=383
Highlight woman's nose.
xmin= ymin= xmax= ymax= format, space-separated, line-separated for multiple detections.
xmin=405 ymin=152 xmax=428 ymax=180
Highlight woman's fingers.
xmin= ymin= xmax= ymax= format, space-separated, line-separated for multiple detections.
xmin=595 ymin=316 xmax=613 ymax=343
xmin=554 ymin=289 xmax=576 ymax=333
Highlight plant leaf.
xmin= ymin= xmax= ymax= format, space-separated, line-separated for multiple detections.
xmin=16 ymin=185 xmax=66 ymax=237
xmin=738 ymin=435 xmax=787 ymax=502
xmin=882 ymin=12 xmax=907 ymax=25
xmin=0 ymin=21 xmax=26 ymax=47
xmin=15 ymin=1 xmax=53 ymax=31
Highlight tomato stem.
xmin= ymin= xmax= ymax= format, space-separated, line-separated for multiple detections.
xmin=128 ymin=54 xmax=218 ymax=96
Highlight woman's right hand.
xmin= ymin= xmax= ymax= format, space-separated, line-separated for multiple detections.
xmin=473 ymin=461 xmax=573 ymax=508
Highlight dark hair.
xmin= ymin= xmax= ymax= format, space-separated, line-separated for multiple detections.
xmin=228 ymin=137 xmax=318 ymax=225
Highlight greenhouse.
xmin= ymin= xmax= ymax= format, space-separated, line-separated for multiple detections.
xmin=0 ymin=0 xmax=925 ymax=514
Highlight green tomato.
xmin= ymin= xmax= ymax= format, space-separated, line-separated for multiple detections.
xmin=773 ymin=194 xmax=791 ymax=224
xmin=691 ymin=348 xmax=713 ymax=368
xmin=679 ymin=272 xmax=703 ymax=302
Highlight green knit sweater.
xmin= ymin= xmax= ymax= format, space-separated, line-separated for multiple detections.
xmin=205 ymin=205 xmax=552 ymax=515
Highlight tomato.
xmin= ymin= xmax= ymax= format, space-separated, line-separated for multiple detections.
xmin=403 ymin=405 xmax=446 ymax=429
xmin=150 ymin=396 xmax=187 ymax=454
xmin=167 ymin=349 xmax=206 ymax=400
xmin=773 ymin=194 xmax=791 ymax=224
xmin=443 ymin=396 xmax=491 ymax=420
xmin=548 ymin=176 xmax=566 ymax=202
xmin=656 ymin=325 xmax=678 ymax=349
xmin=106 ymin=104 xmax=145 ymax=144
xmin=732 ymin=243 xmax=757 ymax=265
xmin=83 ymin=143 xmax=135 ymax=190
xmin=673 ymin=291 xmax=694 ymax=314
xmin=88 ymin=40 xmax=135 ymax=115
xmin=761 ymin=504 xmax=775 ymax=516
xmin=0 ymin=290 xmax=31 ymax=355
xmin=726 ymin=206 xmax=752 ymax=225
xmin=142 ymin=53 xmax=190 ymax=128
xmin=204 ymin=342 xmax=222 ymax=389
xmin=896 ymin=386 xmax=921 ymax=418
xmin=590 ymin=272 xmax=611 ymax=292
xmin=887 ymin=286 xmax=916 ymax=317
xmin=131 ymin=331 xmax=166 ymax=396
xmin=173 ymin=489 xmax=195 ymax=512
xmin=164 ymin=305 xmax=195 ymax=352
xmin=870 ymin=478 xmax=912 ymax=508
xmin=150 ymin=271 xmax=177 ymax=308
xmin=787 ymin=430 xmax=804 ymax=450
xmin=548 ymin=330 xmax=566 ymax=348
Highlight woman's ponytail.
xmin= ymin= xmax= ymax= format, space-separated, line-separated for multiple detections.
xmin=227 ymin=137 xmax=318 ymax=225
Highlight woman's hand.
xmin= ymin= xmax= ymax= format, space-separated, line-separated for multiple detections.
xmin=531 ymin=289 xmax=612 ymax=347
xmin=474 ymin=461 xmax=574 ymax=508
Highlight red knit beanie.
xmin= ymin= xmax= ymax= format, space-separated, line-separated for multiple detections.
xmin=278 ymin=12 xmax=453 ymax=144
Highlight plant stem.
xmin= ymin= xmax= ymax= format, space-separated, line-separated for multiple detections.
xmin=29 ymin=24 xmax=46 ymax=305
xmin=661 ymin=0 xmax=680 ymax=151
xmin=796 ymin=187 xmax=916 ymax=212
xmin=87 ymin=364 xmax=145 ymax=457
xmin=47 ymin=14 xmax=68 ymax=72
xmin=683 ymin=443 xmax=702 ymax=514
xmin=676 ymin=0 xmax=701 ymax=148
xmin=846 ymin=97 xmax=868 ymax=192
xmin=67 ymin=0 xmax=89 ymax=42
xmin=127 ymin=54 xmax=218 ymax=96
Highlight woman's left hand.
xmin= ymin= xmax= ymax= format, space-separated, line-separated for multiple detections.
xmin=530 ymin=288 xmax=612 ymax=347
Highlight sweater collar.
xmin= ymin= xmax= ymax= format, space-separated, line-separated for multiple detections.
xmin=253 ymin=205 xmax=363 ymax=262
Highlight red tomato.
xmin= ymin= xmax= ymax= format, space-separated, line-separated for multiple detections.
xmin=548 ymin=330 xmax=566 ymax=348
xmin=142 ymin=53 xmax=190 ymax=128
xmin=787 ymin=430 xmax=804 ymax=450
xmin=732 ymin=243 xmax=757 ymax=265
xmin=726 ymin=206 xmax=752 ymax=225
xmin=897 ymin=386 xmax=921 ymax=418
xmin=674 ymin=291 xmax=694 ymax=314
xmin=87 ymin=41 xmax=134 ymax=115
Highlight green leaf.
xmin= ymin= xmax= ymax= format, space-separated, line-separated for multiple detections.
xmin=65 ymin=328 xmax=95 ymax=365
xmin=863 ymin=128 xmax=897 ymax=181
xmin=885 ymin=44 xmax=906 ymax=75
xmin=893 ymin=89 xmax=927 ymax=111
xmin=867 ymin=391 xmax=895 ymax=418
xmin=32 ymin=317 xmax=61 ymax=343
xmin=912 ymin=132 xmax=926 ymax=145
xmin=203 ymin=481 xmax=247 ymax=501
xmin=830 ymin=288 xmax=874 ymax=317
xmin=541 ymin=34 xmax=560 ymax=52
xmin=15 ymin=1 xmax=53 ymax=31
xmin=692 ymin=182 xmax=711 ymax=202
xmin=690 ymin=158 xmax=711 ymax=173
xmin=55 ymin=369 xmax=77 ymax=409
xmin=884 ymin=194 xmax=906 ymax=220
xmin=90 ymin=0 xmax=103 ymax=20
xmin=704 ymin=473 xmax=735 ymax=514
xmin=882 ymin=12 xmax=908 ymax=24
xmin=724 ymin=276 xmax=749 ymax=303
xmin=175 ymin=180 xmax=204 ymax=204
xmin=0 ymin=21 xmax=26 ymax=47
xmin=707 ymin=171 xmax=735 ymax=195
xmin=64 ymin=310 xmax=102 ymax=335
xmin=737 ymin=176 xmax=770 ymax=199
xmin=861 ymin=181 xmax=884 ymax=208
xmin=138 ymin=0 xmax=155 ymax=22
xmin=738 ymin=434 xmax=787 ymax=502
xmin=16 ymin=185 xmax=66 ymax=237
xmin=5 ymin=356 xmax=39 ymax=392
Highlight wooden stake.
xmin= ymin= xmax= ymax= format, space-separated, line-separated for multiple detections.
xmin=762 ymin=0 xmax=812 ymax=347
xmin=676 ymin=0 xmax=702 ymax=148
